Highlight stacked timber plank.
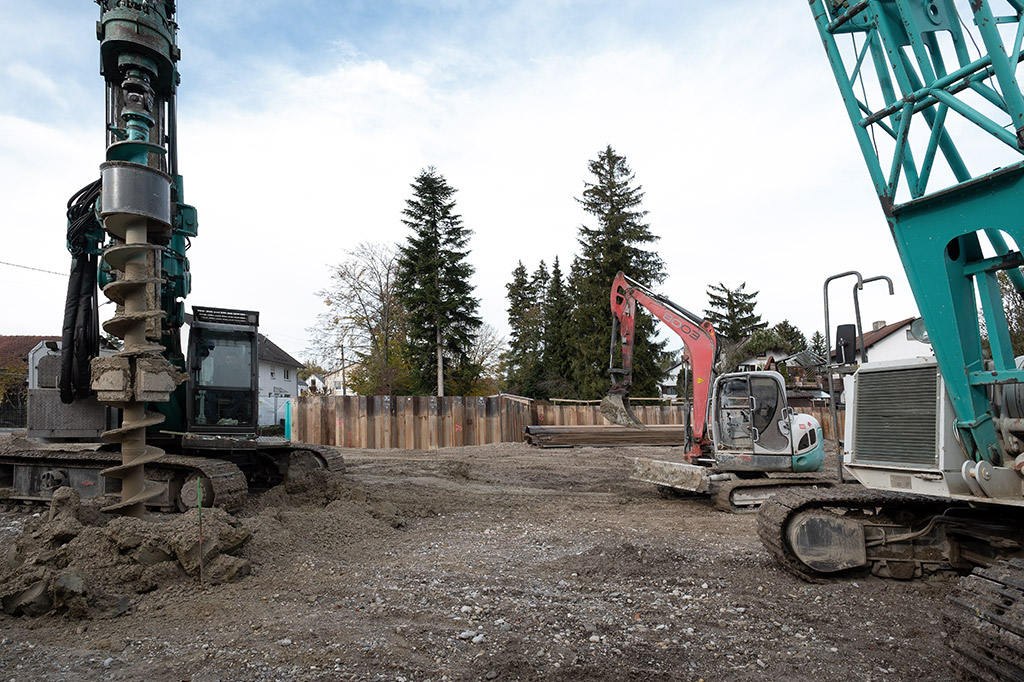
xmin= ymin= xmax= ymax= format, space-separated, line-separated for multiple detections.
xmin=522 ymin=424 xmax=686 ymax=448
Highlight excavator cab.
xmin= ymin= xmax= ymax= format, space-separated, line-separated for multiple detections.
xmin=710 ymin=371 xmax=823 ymax=473
xmin=185 ymin=307 xmax=260 ymax=436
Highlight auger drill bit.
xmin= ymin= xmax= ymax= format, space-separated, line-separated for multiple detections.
xmin=88 ymin=1 xmax=187 ymax=517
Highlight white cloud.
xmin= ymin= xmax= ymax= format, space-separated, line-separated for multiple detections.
xmin=1 ymin=1 xmax=924 ymax=359
xmin=5 ymin=64 xmax=65 ymax=109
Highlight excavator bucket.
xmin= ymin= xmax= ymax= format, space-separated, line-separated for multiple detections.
xmin=600 ymin=392 xmax=648 ymax=430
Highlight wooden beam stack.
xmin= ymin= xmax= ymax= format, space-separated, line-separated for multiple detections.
xmin=522 ymin=424 xmax=686 ymax=448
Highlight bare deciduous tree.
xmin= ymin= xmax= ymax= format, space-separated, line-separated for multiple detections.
xmin=308 ymin=242 xmax=410 ymax=395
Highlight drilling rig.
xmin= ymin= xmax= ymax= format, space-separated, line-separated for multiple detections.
xmin=758 ymin=1 xmax=1024 ymax=678
xmin=1 ymin=1 xmax=342 ymax=515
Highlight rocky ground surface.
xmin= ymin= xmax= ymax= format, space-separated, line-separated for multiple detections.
xmin=0 ymin=438 xmax=960 ymax=681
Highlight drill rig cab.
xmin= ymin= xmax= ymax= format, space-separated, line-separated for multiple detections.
xmin=186 ymin=307 xmax=260 ymax=436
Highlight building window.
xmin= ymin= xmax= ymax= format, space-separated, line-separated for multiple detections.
xmin=270 ymin=368 xmax=275 ymax=379
xmin=284 ymin=368 xmax=290 ymax=380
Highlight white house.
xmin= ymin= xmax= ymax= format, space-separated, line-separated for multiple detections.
xmin=323 ymin=364 xmax=359 ymax=396
xmin=834 ymin=317 xmax=929 ymax=363
xmin=256 ymin=334 xmax=303 ymax=427
xmin=303 ymin=374 xmax=326 ymax=395
xmin=736 ymin=349 xmax=788 ymax=373
xmin=659 ymin=360 xmax=683 ymax=400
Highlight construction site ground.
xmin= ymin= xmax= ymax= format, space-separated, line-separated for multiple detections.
xmin=0 ymin=436 xmax=957 ymax=682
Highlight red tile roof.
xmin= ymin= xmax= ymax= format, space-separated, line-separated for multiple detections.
xmin=0 ymin=336 xmax=59 ymax=369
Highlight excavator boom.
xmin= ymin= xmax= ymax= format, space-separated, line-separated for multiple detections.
xmin=603 ymin=271 xmax=718 ymax=456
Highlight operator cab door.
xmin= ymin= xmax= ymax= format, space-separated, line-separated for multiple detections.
xmin=186 ymin=325 xmax=259 ymax=435
xmin=712 ymin=372 xmax=794 ymax=470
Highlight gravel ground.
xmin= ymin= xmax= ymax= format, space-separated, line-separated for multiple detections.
xmin=0 ymin=441 xmax=958 ymax=681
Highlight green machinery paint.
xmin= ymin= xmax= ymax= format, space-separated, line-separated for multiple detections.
xmin=808 ymin=0 xmax=1024 ymax=467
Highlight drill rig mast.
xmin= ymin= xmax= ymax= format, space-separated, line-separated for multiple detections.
xmin=84 ymin=0 xmax=193 ymax=516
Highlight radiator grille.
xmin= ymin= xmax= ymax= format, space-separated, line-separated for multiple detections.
xmin=852 ymin=365 xmax=938 ymax=467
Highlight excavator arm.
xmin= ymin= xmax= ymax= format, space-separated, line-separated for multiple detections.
xmin=602 ymin=271 xmax=718 ymax=457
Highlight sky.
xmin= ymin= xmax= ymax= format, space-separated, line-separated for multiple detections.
xmin=0 ymin=0 xmax=926 ymax=364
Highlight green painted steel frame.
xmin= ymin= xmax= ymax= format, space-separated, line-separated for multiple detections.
xmin=808 ymin=0 xmax=1024 ymax=464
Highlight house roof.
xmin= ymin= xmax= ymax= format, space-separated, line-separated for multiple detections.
xmin=0 ymin=336 xmax=59 ymax=368
xmin=258 ymin=334 xmax=302 ymax=369
xmin=861 ymin=317 xmax=917 ymax=348
xmin=828 ymin=317 xmax=917 ymax=360
xmin=779 ymin=349 xmax=826 ymax=367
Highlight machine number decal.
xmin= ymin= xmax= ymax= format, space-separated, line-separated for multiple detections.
xmin=662 ymin=312 xmax=701 ymax=341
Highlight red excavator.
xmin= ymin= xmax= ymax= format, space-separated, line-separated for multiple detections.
xmin=602 ymin=272 xmax=831 ymax=512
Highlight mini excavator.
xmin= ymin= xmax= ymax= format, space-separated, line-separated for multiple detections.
xmin=603 ymin=272 xmax=830 ymax=512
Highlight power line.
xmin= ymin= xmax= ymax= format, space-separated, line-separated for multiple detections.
xmin=0 ymin=260 xmax=67 ymax=277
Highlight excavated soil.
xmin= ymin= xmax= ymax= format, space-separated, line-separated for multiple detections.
xmin=0 ymin=439 xmax=958 ymax=681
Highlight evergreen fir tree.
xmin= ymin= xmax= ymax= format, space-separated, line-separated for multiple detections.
xmin=566 ymin=145 xmax=667 ymax=399
xmin=703 ymin=282 xmax=767 ymax=341
xmin=395 ymin=167 xmax=482 ymax=396
xmin=523 ymin=261 xmax=549 ymax=394
xmin=772 ymin=319 xmax=808 ymax=354
xmin=541 ymin=256 xmax=573 ymax=397
xmin=503 ymin=261 xmax=550 ymax=396
xmin=809 ymin=330 xmax=827 ymax=358
xmin=502 ymin=262 xmax=533 ymax=393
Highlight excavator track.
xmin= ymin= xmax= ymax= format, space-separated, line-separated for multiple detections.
xmin=756 ymin=485 xmax=952 ymax=583
xmin=710 ymin=476 xmax=835 ymax=513
xmin=945 ymin=558 xmax=1024 ymax=682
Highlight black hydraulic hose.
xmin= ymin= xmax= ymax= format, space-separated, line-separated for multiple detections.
xmin=59 ymin=254 xmax=99 ymax=403
xmin=73 ymin=255 xmax=99 ymax=400
xmin=66 ymin=179 xmax=101 ymax=256
xmin=59 ymin=179 xmax=102 ymax=404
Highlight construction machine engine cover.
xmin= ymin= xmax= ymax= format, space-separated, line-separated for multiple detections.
xmin=844 ymin=357 xmax=1024 ymax=505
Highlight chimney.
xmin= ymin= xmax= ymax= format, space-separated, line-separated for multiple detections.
xmin=872 ymin=320 xmax=887 ymax=331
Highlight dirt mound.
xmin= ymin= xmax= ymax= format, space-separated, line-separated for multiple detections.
xmin=0 ymin=488 xmax=250 ymax=619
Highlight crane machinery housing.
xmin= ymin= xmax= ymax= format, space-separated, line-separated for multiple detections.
xmin=0 ymin=1 xmax=342 ymax=515
xmin=603 ymin=272 xmax=831 ymax=512
xmin=757 ymin=2 xmax=1024 ymax=679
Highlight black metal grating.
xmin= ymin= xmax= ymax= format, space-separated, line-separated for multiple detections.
xmin=852 ymin=365 xmax=938 ymax=467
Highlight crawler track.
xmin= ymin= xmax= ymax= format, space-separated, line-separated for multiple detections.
xmin=945 ymin=558 xmax=1024 ymax=682
xmin=278 ymin=443 xmax=346 ymax=473
xmin=756 ymin=485 xmax=950 ymax=582
xmin=0 ymin=442 xmax=344 ymax=513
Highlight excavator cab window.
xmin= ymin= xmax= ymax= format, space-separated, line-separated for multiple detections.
xmin=750 ymin=375 xmax=790 ymax=453
xmin=716 ymin=376 xmax=753 ymax=450
xmin=714 ymin=372 xmax=794 ymax=455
